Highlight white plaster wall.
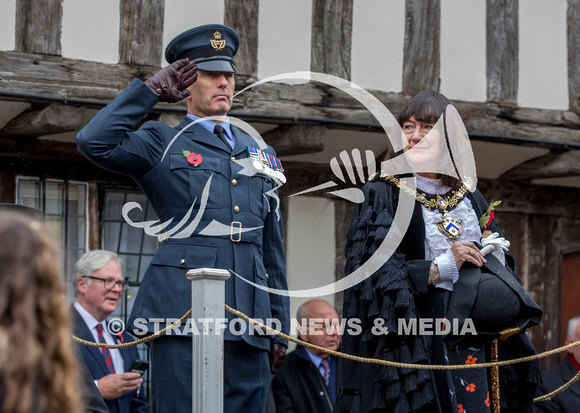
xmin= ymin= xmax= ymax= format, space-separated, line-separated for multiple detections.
xmin=0 ymin=0 xmax=16 ymax=51
xmin=286 ymin=196 xmax=336 ymax=339
xmin=351 ymin=0 xmax=405 ymax=93
xmin=162 ymin=0 xmax=225 ymax=66
xmin=518 ymin=0 xmax=568 ymax=110
xmin=257 ymin=0 xmax=312 ymax=80
xmin=61 ymin=0 xmax=120 ymax=63
xmin=440 ymin=0 xmax=486 ymax=102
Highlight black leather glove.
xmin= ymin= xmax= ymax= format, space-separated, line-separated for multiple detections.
xmin=145 ymin=58 xmax=198 ymax=103
xmin=269 ymin=343 xmax=287 ymax=374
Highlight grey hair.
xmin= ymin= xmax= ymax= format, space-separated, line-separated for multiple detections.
xmin=72 ymin=250 xmax=122 ymax=297
xmin=567 ymin=316 xmax=580 ymax=339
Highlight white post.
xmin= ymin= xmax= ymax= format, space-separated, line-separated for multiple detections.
xmin=186 ymin=267 xmax=231 ymax=413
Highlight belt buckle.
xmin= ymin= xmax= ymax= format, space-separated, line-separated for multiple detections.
xmin=230 ymin=221 xmax=242 ymax=243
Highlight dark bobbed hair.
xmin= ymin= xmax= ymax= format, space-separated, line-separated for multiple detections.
xmin=395 ymin=91 xmax=451 ymax=126
xmin=387 ymin=91 xmax=461 ymax=189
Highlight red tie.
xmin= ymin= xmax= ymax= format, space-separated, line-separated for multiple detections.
xmin=96 ymin=324 xmax=115 ymax=374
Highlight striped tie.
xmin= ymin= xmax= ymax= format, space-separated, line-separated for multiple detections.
xmin=96 ymin=324 xmax=115 ymax=374
xmin=320 ymin=358 xmax=331 ymax=387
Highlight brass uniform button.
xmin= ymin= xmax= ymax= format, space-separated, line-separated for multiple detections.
xmin=180 ymin=259 xmax=185 ymax=265
xmin=234 ymin=206 xmax=240 ymax=213
xmin=231 ymin=156 xmax=236 ymax=161
xmin=265 ymin=273 xmax=269 ymax=280
xmin=232 ymin=179 xmax=238 ymax=186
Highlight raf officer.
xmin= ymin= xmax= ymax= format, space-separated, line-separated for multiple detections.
xmin=76 ymin=24 xmax=290 ymax=413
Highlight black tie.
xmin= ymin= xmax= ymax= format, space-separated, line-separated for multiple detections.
xmin=214 ymin=124 xmax=231 ymax=151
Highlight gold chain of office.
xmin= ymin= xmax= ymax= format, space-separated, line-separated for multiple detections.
xmin=383 ymin=174 xmax=470 ymax=212
xmin=72 ymin=305 xmax=580 ymax=404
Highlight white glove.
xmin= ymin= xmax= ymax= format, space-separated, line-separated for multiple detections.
xmin=480 ymin=232 xmax=510 ymax=265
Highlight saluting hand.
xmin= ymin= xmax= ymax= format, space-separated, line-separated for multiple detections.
xmin=145 ymin=58 xmax=198 ymax=103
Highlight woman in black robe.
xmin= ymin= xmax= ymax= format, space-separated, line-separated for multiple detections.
xmin=335 ymin=91 xmax=541 ymax=413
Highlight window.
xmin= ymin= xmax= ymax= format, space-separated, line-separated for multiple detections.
xmin=101 ymin=188 xmax=160 ymax=319
xmin=17 ymin=177 xmax=88 ymax=300
xmin=101 ymin=188 xmax=159 ymax=283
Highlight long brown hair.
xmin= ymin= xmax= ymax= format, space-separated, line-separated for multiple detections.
xmin=388 ymin=91 xmax=461 ymax=189
xmin=0 ymin=211 xmax=81 ymax=413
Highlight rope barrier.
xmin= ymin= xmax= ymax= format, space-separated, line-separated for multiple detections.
xmin=224 ymin=305 xmax=580 ymax=370
xmin=534 ymin=370 xmax=580 ymax=403
xmin=72 ymin=305 xmax=580 ymax=403
xmin=72 ymin=309 xmax=192 ymax=349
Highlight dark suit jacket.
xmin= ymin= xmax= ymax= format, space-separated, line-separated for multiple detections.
xmin=75 ymin=346 xmax=110 ymax=413
xmin=76 ymin=79 xmax=290 ymax=350
xmin=71 ymin=306 xmax=148 ymax=413
xmin=272 ymin=346 xmax=339 ymax=413
xmin=536 ymin=356 xmax=580 ymax=413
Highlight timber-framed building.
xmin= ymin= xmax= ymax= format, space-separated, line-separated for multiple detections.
xmin=1 ymin=0 xmax=579 ymax=371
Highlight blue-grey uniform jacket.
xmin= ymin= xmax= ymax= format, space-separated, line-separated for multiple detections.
xmin=76 ymin=79 xmax=290 ymax=350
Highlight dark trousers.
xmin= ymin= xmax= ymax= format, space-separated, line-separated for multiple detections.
xmin=150 ymin=336 xmax=270 ymax=413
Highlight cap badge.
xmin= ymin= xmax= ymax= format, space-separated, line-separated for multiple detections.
xmin=211 ymin=30 xmax=226 ymax=51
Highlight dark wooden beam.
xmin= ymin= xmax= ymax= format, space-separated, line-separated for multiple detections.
xmin=119 ymin=0 xmax=165 ymax=66
xmin=502 ymin=150 xmax=580 ymax=180
xmin=0 ymin=104 xmax=85 ymax=138
xmin=3 ymin=51 xmax=580 ymax=146
xmin=15 ymin=0 xmax=61 ymax=55
xmin=402 ymin=0 xmax=440 ymax=95
xmin=311 ymin=0 xmax=353 ymax=79
xmin=0 ymin=50 xmax=157 ymax=101
xmin=0 ymin=137 xmax=138 ymax=184
xmin=568 ymin=0 xmax=580 ymax=114
xmin=486 ymin=0 xmax=518 ymax=104
xmin=225 ymin=0 xmax=260 ymax=77
xmin=478 ymin=177 xmax=580 ymax=219
xmin=262 ymin=125 xmax=326 ymax=156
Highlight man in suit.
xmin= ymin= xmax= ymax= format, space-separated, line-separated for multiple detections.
xmin=272 ymin=299 xmax=341 ymax=413
xmin=536 ymin=316 xmax=580 ymax=412
xmin=76 ymin=24 xmax=289 ymax=413
xmin=72 ymin=250 xmax=149 ymax=413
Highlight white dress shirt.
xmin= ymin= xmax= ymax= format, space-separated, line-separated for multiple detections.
xmin=415 ymin=175 xmax=481 ymax=291
xmin=74 ymin=301 xmax=125 ymax=375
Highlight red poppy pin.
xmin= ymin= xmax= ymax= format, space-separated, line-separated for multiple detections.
xmin=183 ymin=150 xmax=203 ymax=167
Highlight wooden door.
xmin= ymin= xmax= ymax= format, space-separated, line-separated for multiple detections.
xmin=561 ymin=251 xmax=580 ymax=346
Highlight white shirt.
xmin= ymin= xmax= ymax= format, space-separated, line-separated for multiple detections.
xmin=415 ymin=175 xmax=481 ymax=291
xmin=74 ymin=301 xmax=125 ymax=375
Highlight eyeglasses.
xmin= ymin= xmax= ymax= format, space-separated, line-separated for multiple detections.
xmin=83 ymin=275 xmax=125 ymax=290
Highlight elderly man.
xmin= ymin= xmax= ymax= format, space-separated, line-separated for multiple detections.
xmin=536 ymin=316 xmax=580 ymax=412
xmin=272 ymin=299 xmax=341 ymax=413
xmin=71 ymin=250 xmax=148 ymax=413
xmin=75 ymin=24 xmax=289 ymax=413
